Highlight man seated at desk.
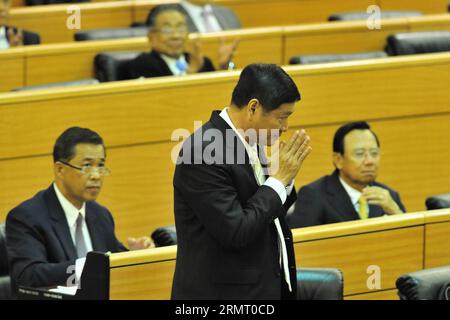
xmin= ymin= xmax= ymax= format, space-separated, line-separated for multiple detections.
xmin=287 ymin=121 xmax=406 ymax=228
xmin=6 ymin=127 xmax=153 ymax=293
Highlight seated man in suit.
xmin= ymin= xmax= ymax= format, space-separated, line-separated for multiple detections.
xmin=6 ymin=127 xmax=153 ymax=293
xmin=149 ymin=0 xmax=241 ymax=33
xmin=130 ymin=4 xmax=239 ymax=79
xmin=287 ymin=121 xmax=406 ymax=228
xmin=0 ymin=0 xmax=40 ymax=49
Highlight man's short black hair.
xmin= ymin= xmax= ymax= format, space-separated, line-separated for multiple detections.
xmin=53 ymin=127 xmax=105 ymax=163
xmin=333 ymin=121 xmax=380 ymax=155
xmin=231 ymin=63 xmax=301 ymax=112
xmin=146 ymin=4 xmax=186 ymax=28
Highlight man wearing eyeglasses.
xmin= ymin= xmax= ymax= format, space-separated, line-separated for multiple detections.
xmin=130 ymin=4 xmax=239 ymax=79
xmin=6 ymin=127 xmax=153 ymax=294
xmin=287 ymin=121 xmax=405 ymax=228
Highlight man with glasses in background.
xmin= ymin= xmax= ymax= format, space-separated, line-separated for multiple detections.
xmin=6 ymin=127 xmax=153 ymax=294
xmin=287 ymin=121 xmax=406 ymax=228
xmin=130 ymin=4 xmax=239 ymax=79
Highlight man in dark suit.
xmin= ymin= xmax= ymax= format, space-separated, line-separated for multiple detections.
xmin=172 ymin=64 xmax=312 ymax=299
xmin=6 ymin=127 xmax=152 ymax=294
xmin=0 ymin=0 xmax=40 ymax=49
xmin=287 ymin=121 xmax=406 ymax=229
xmin=130 ymin=4 xmax=238 ymax=79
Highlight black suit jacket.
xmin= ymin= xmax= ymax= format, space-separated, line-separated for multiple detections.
xmin=172 ymin=111 xmax=297 ymax=300
xmin=5 ymin=185 xmax=127 ymax=293
xmin=4 ymin=26 xmax=41 ymax=46
xmin=287 ymin=170 xmax=406 ymax=228
xmin=129 ymin=50 xmax=215 ymax=79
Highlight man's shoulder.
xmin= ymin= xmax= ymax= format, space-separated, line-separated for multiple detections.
xmin=301 ymin=174 xmax=333 ymax=192
xmin=7 ymin=188 xmax=48 ymax=220
xmin=373 ymin=180 xmax=399 ymax=194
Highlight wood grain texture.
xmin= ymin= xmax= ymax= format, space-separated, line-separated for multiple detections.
xmin=0 ymin=48 xmax=25 ymax=92
xmin=294 ymin=226 xmax=424 ymax=295
xmin=424 ymin=221 xmax=450 ymax=268
xmin=345 ymin=289 xmax=399 ymax=300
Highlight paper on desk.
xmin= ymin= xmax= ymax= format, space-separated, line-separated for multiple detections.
xmin=48 ymin=286 xmax=78 ymax=296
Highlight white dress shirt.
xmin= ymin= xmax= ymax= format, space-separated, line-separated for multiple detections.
xmin=180 ymin=0 xmax=222 ymax=33
xmin=0 ymin=27 xmax=10 ymax=50
xmin=339 ymin=176 xmax=369 ymax=215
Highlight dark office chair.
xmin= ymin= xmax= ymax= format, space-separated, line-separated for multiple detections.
xmin=297 ymin=267 xmax=344 ymax=300
xmin=425 ymin=193 xmax=450 ymax=210
xmin=94 ymin=52 xmax=141 ymax=82
xmin=396 ymin=266 xmax=450 ymax=300
xmin=0 ymin=223 xmax=12 ymax=300
xmin=328 ymin=10 xmax=422 ymax=21
xmin=385 ymin=31 xmax=450 ymax=56
xmin=74 ymin=27 xmax=147 ymax=42
xmin=289 ymin=51 xmax=387 ymax=65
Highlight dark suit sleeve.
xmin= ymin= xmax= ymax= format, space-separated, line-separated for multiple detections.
xmin=103 ymin=209 xmax=128 ymax=252
xmin=199 ymin=57 xmax=215 ymax=72
xmin=6 ymin=208 xmax=75 ymax=289
xmin=391 ymin=190 xmax=406 ymax=213
xmin=23 ymin=30 xmax=41 ymax=45
xmin=175 ymin=163 xmax=285 ymax=249
xmin=287 ymin=185 xmax=323 ymax=228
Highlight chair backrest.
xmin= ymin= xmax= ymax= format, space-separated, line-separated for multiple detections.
xmin=328 ymin=10 xmax=422 ymax=21
xmin=74 ymin=27 xmax=148 ymax=42
xmin=151 ymin=225 xmax=177 ymax=247
xmin=396 ymin=266 xmax=450 ymax=300
xmin=26 ymin=0 xmax=89 ymax=5
xmin=289 ymin=51 xmax=387 ymax=65
xmin=12 ymin=79 xmax=99 ymax=92
xmin=296 ymin=267 xmax=343 ymax=300
xmin=426 ymin=193 xmax=450 ymax=210
xmin=386 ymin=31 xmax=450 ymax=56
xmin=94 ymin=52 xmax=141 ymax=82
xmin=0 ymin=223 xmax=12 ymax=300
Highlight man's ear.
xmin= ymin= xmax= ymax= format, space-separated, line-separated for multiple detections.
xmin=247 ymin=99 xmax=259 ymax=117
xmin=54 ymin=162 xmax=64 ymax=178
xmin=332 ymin=152 xmax=344 ymax=170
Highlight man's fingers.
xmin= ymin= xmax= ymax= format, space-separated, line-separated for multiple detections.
xmin=298 ymin=146 xmax=312 ymax=163
xmin=294 ymin=134 xmax=310 ymax=160
xmin=283 ymin=130 xmax=299 ymax=153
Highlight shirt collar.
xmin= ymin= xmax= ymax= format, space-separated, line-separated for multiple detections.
xmin=53 ymin=183 xmax=86 ymax=228
xmin=219 ymin=107 xmax=259 ymax=162
xmin=160 ymin=53 xmax=187 ymax=76
xmin=338 ymin=176 xmax=362 ymax=206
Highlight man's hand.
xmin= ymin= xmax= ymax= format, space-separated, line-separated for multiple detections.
xmin=271 ymin=130 xmax=312 ymax=186
xmin=127 ymin=236 xmax=155 ymax=250
xmin=7 ymin=28 xmax=23 ymax=47
xmin=187 ymin=37 xmax=205 ymax=74
xmin=218 ymin=37 xmax=239 ymax=70
xmin=362 ymin=186 xmax=403 ymax=215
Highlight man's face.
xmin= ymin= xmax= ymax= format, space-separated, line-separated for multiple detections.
xmin=0 ymin=0 xmax=11 ymax=26
xmin=250 ymin=101 xmax=296 ymax=146
xmin=149 ymin=10 xmax=188 ymax=59
xmin=334 ymin=129 xmax=380 ymax=188
xmin=55 ymin=143 xmax=106 ymax=208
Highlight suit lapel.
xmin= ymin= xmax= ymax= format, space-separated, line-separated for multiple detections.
xmin=150 ymin=51 xmax=174 ymax=76
xmin=326 ymin=171 xmax=360 ymax=220
xmin=45 ymin=185 xmax=78 ymax=260
xmin=85 ymin=204 xmax=107 ymax=252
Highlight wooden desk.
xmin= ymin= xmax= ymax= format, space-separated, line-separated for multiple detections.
xmin=106 ymin=210 xmax=449 ymax=299
xmin=423 ymin=209 xmax=450 ymax=268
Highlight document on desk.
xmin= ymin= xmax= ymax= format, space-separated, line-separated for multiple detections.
xmin=48 ymin=286 xmax=78 ymax=296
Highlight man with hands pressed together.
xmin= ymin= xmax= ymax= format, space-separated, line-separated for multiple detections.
xmin=287 ymin=121 xmax=405 ymax=229
xmin=6 ymin=127 xmax=153 ymax=294
xmin=130 ymin=4 xmax=239 ymax=78
xmin=172 ymin=64 xmax=311 ymax=300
